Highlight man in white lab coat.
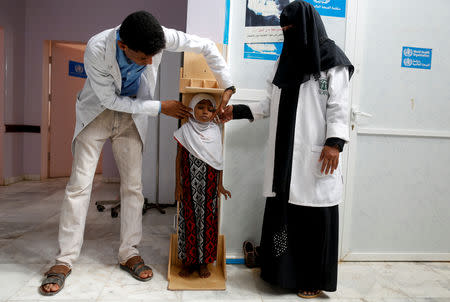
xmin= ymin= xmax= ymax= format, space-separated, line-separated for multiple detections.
xmin=39 ymin=11 xmax=235 ymax=296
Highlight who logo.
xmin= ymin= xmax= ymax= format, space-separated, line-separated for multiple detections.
xmin=403 ymin=58 xmax=413 ymax=67
xmin=403 ymin=48 xmax=413 ymax=57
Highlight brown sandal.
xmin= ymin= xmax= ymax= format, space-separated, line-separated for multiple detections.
xmin=243 ymin=241 xmax=257 ymax=268
xmin=39 ymin=265 xmax=71 ymax=296
xmin=120 ymin=255 xmax=153 ymax=282
xmin=297 ymin=290 xmax=323 ymax=299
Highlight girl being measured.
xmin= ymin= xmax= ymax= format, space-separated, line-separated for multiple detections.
xmin=174 ymin=93 xmax=231 ymax=278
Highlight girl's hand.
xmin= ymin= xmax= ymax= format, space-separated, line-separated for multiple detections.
xmin=218 ymin=186 xmax=231 ymax=200
xmin=175 ymin=184 xmax=183 ymax=201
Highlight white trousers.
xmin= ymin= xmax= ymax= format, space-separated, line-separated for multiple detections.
xmin=56 ymin=109 xmax=144 ymax=267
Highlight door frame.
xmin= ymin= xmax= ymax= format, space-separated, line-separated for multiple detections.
xmin=40 ymin=40 xmax=86 ymax=179
xmin=0 ymin=27 xmax=5 ymax=185
xmin=338 ymin=0 xmax=361 ymax=261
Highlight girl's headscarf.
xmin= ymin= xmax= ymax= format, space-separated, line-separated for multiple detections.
xmin=174 ymin=93 xmax=223 ymax=170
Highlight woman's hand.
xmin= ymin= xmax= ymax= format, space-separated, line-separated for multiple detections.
xmin=210 ymin=88 xmax=234 ymax=122
xmin=175 ymin=184 xmax=183 ymax=201
xmin=319 ymin=145 xmax=340 ymax=175
xmin=218 ymin=105 xmax=233 ymax=123
xmin=218 ymin=185 xmax=232 ymax=200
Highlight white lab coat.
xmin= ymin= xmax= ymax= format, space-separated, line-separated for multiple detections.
xmin=73 ymin=25 xmax=233 ymax=153
xmin=247 ymin=61 xmax=350 ymax=207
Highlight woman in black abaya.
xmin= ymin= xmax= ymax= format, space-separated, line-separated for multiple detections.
xmin=224 ymin=1 xmax=354 ymax=298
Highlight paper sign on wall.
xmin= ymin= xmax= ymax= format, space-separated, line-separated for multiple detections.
xmin=303 ymin=0 xmax=346 ymax=18
xmin=243 ymin=0 xmax=346 ymax=61
xmin=243 ymin=42 xmax=283 ymax=60
xmin=401 ymin=47 xmax=432 ymax=70
xmin=69 ymin=60 xmax=87 ymax=78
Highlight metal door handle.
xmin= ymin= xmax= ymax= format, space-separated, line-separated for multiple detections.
xmin=352 ymin=108 xmax=373 ymax=121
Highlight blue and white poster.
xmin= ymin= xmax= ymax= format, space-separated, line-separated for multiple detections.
xmin=69 ymin=60 xmax=87 ymax=78
xmin=304 ymin=0 xmax=346 ymax=18
xmin=244 ymin=42 xmax=283 ymax=60
xmin=401 ymin=47 xmax=432 ymax=70
xmin=243 ymin=0 xmax=346 ymax=61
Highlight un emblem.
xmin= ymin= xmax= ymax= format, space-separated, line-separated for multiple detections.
xmin=403 ymin=48 xmax=413 ymax=57
xmin=74 ymin=64 xmax=84 ymax=74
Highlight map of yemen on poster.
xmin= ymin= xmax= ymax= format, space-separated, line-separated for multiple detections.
xmin=244 ymin=0 xmax=346 ymax=60
xmin=244 ymin=0 xmax=346 ymax=43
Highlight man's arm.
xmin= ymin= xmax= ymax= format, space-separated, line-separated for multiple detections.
xmin=163 ymin=27 xmax=235 ymax=115
xmin=84 ymin=44 xmax=191 ymax=119
xmin=84 ymin=45 xmax=160 ymax=115
xmin=163 ymin=27 xmax=233 ymax=89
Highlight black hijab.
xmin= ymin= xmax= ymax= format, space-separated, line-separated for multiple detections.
xmin=272 ymin=0 xmax=354 ymax=88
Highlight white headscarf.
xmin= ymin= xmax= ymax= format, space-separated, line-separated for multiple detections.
xmin=174 ymin=93 xmax=223 ymax=170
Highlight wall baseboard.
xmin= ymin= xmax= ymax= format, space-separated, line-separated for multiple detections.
xmin=226 ymin=250 xmax=244 ymax=260
xmin=24 ymin=174 xmax=41 ymax=181
xmin=3 ymin=175 xmax=41 ymax=185
xmin=341 ymin=252 xmax=450 ymax=262
xmin=4 ymin=176 xmax=25 ymax=185
xmin=102 ymin=177 xmax=120 ymax=183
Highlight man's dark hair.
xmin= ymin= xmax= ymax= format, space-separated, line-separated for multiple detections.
xmin=119 ymin=11 xmax=166 ymax=55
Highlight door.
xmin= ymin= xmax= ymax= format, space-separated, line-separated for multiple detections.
xmin=49 ymin=42 xmax=102 ymax=177
xmin=0 ymin=28 xmax=4 ymax=184
xmin=341 ymin=0 xmax=450 ymax=260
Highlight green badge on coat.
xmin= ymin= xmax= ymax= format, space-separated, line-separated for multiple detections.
xmin=319 ymin=78 xmax=329 ymax=96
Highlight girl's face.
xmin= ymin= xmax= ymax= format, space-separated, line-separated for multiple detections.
xmin=194 ymin=99 xmax=215 ymax=122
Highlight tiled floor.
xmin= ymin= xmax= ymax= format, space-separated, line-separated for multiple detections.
xmin=0 ymin=178 xmax=449 ymax=302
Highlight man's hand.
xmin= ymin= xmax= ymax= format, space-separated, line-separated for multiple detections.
xmin=161 ymin=100 xmax=193 ymax=119
xmin=217 ymin=105 xmax=233 ymax=123
xmin=210 ymin=89 xmax=234 ymax=121
xmin=319 ymin=145 xmax=340 ymax=175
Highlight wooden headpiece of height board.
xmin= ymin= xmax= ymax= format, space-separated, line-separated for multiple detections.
xmin=179 ymin=43 xmax=225 ymax=94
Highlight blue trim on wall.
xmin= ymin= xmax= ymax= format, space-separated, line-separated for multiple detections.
xmin=226 ymin=258 xmax=245 ymax=264
xmin=223 ymin=0 xmax=230 ymax=44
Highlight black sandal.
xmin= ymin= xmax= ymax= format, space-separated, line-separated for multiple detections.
xmin=255 ymin=245 xmax=261 ymax=267
xmin=120 ymin=255 xmax=153 ymax=282
xmin=39 ymin=265 xmax=71 ymax=296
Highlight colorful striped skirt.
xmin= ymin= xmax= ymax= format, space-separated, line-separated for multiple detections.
xmin=177 ymin=146 xmax=219 ymax=265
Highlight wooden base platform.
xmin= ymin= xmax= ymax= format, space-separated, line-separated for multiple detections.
xmin=167 ymin=234 xmax=227 ymax=290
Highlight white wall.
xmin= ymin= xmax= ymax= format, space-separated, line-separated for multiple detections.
xmin=186 ymin=0 xmax=226 ymax=42
xmin=0 ymin=0 xmax=26 ymax=182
